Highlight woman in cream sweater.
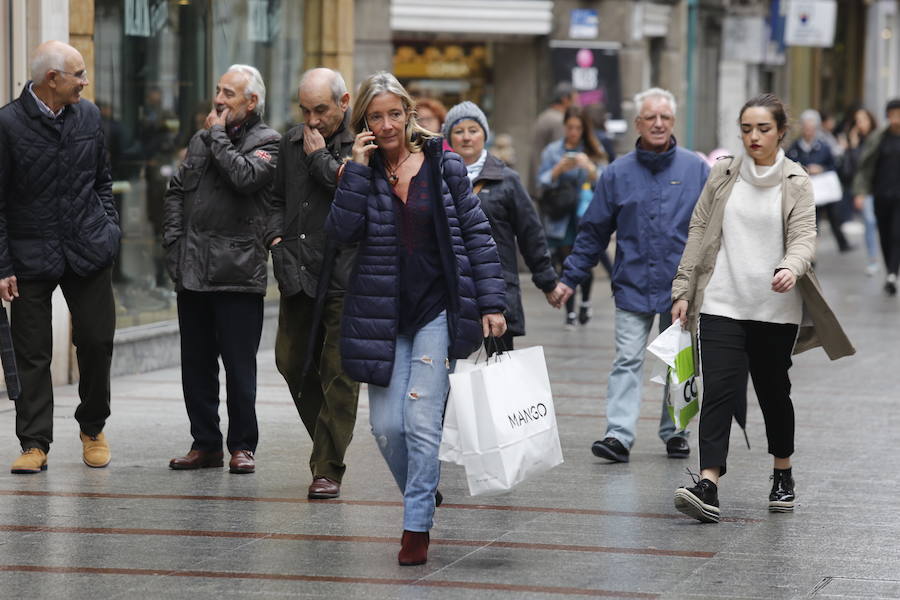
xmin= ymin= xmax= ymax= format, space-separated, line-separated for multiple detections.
xmin=669 ymin=94 xmax=854 ymax=523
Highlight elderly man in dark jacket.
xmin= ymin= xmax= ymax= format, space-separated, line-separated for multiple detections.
xmin=266 ymin=68 xmax=359 ymax=500
xmin=0 ymin=41 xmax=120 ymax=474
xmin=165 ymin=65 xmax=280 ymax=475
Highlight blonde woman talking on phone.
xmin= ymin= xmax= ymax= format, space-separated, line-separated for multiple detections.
xmin=326 ymin=72 xmax=506 ymax=565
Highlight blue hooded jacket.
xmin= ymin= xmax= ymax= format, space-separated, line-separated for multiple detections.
xmin=561 ymin=139 xmax=709 ymax=315
xmin=325 ymin=137 xmax=506 ymax=386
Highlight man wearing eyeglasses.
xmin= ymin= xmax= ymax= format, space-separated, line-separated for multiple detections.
xmin=0 ymin=41 xmax=120 ymax=474
xmin=549 ymin=88 xmax=710 ymax=464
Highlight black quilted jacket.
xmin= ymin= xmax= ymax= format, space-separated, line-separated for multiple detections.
xmin=0 ymin=84 xmax=120 ymax=279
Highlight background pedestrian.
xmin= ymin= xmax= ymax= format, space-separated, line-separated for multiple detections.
xmin=537 ymin=106 xmax=610 ymax=329
xmin=1 ymin=41 xmax=119 ymax=474
xmin=165 ymin=65 xmax=280 ymax=475
xmin=445 ymin=101 xmax=558 ymax=353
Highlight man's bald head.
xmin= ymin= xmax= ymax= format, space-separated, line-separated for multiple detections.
xmin=30 ymin=40 xmax=88 ymax=110
xmin=299 ymin=68 xmax=347 ymax=105
xmin=31 ymin=41 xmax=82 ymax=84
xmin=297 ymin=68 xmax=350 ymax=139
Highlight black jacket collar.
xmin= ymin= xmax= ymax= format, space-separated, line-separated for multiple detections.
xmin=473 ymin=153 xmax=505 ymax=183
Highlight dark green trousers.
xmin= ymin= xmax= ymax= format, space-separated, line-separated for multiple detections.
xmin=12 ymin=266 xmax=115 ymax=452
xmin=275 ymin=292 xmax=359 ymax=482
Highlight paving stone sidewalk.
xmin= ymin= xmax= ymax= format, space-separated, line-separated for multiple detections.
xmin=0 ymin=233 xmax=897 ymax=599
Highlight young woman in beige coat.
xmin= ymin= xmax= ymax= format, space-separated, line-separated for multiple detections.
xmin=670 ymin=94 xmax=854 ymax=523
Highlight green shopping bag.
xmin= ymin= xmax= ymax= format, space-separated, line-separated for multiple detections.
xmin=648 ymin=320 xmax=700 ymax=432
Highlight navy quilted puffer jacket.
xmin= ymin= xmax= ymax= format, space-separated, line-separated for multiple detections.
xmin=0 ymin=84 xmax=120 ymax=280
xmin=325 ymin=137 xmax=505 ymax=386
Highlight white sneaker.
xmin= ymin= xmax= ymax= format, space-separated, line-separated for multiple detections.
xmin=865 ymin=262 xmax=879 ymax=276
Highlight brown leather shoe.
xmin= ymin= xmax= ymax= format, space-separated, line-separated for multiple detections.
xmin=229 ymin=450 xmax=255 ymax=474
xmin=307 ymin=476 xmax=340 ymax=499
xmin=398 ymin=530 xmax=429 ymax=565
xmin=169 ymin=449 xmax=224 ymax=470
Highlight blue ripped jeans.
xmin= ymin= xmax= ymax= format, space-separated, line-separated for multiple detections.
xmin=368 ymin=311 xmax=450 ymax=532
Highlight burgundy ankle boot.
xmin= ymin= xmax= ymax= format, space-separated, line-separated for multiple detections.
xmin=398 ymin=530 xmax=429 ymax=565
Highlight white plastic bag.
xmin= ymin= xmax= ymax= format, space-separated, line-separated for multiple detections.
xmin=647 ymin=320 xmax=701 ymax=431
xmin=441 ymin=346 xmax=564 ymax=496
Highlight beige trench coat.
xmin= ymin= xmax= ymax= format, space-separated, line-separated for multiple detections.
xmin=671 ymin=155 xmax=855 ymax=361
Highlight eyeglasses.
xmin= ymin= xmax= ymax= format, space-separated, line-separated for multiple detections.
xmin=55 ymin=69 xmax=89 ymax=83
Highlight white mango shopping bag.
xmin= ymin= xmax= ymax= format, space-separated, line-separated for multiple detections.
xmin=441 ymin=346 xmax=564 ymax=496
xmin=647 ymin=320 xmax=701 ymax=431
xmin=439 ymin=359 xmax=478 ymax=466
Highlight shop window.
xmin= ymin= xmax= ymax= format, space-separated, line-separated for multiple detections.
xmin=94 ymin=0 xmax=303 ymax=327
xmin=393 ymin=41 xmax=493 ymax=115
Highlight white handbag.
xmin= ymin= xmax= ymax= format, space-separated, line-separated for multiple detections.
xmin=809 ymin=170 xmax=843 ymax=206
xmin=441 ymin=346 xmax=564 ymax=496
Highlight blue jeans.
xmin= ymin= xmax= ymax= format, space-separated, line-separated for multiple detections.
xmin=862 ymin=194 xmax=879 ymax=262
xmin=368 ymin=311 xmax=450 ymax=532
xmin=606 ymin=308 xmax=683 ymax=449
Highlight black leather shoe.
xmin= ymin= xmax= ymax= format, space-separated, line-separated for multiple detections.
xmin=666 ymin=436 xmax=690 ymax=458
xmin=674 ymin=477 xmax=720 ymax=523
xmin=591 ymin=437 xmax=629 ymax=462
xmin=768 ymin=468 xmax=795 ymax=512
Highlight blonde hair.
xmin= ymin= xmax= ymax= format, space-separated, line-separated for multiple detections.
xmin=350 ymin=71 xmax=437 ymax=153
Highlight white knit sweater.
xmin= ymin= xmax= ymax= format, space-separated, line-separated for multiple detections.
xmin=700 ymin=150 xmax=803 ymax=324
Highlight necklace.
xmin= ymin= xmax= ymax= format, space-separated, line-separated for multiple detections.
xmin=385 ymin=151 xmax=412 ymax=185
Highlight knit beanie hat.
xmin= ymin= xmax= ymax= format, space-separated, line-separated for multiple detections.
xmin=442 ymin=101 xmax=490 ymax=140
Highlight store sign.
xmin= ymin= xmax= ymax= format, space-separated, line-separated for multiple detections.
xmin=722 ymin=16 xmax=766 ymax=64
xmin=550 ymin=44 xmax=622 ymax=120
xmin=784 ymin=0 xmax=837 ymax=47
xmin=569 ymin=9 xmax=598 ymax=39
xmin=124 ymin=0 xmax=150 ymax=37
xmin=248 ymin=0 xmax=271 ymax=43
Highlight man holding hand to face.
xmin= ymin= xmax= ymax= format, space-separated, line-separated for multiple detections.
xmin=266 ymin=68 xmax=360 ymax=500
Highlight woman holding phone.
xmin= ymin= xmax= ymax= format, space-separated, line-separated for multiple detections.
xmin=537 ymin=106 xmax=610 ymax=329
xmin=326 ymin=71 xmax=506 ymax=565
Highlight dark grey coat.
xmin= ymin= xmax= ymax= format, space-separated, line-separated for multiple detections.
xmin=473 ymin=154 xmax=557 ymax=336
xmin=0 ymin=84 xmax=120 ymax=279
xmin=266 ymin=111 xmax=356 ymax=298
xmin=163 ymin=114 xmax=280 ymax=294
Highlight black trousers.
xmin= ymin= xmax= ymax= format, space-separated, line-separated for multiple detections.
xmin=874 ymin=195 xmax=900 ymax=276
xmin=816 ymin=203 xmax=850 ymax=251
xmin=12 ymin=266 xmax=115 ymax=452
xmin=698 ymin=314 xmax=798 ymax=477
xmin=177 ymin=291 xmax=263 ymax=453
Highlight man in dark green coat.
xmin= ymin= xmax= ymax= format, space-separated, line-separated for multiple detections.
xmin=266 ymin=68 xmax=359 ymax=499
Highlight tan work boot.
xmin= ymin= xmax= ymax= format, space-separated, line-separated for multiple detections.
xmin=11 ymin=448 xmax=48 ymax=474
xmin=80 ymin=432 xmax=111 ymax=468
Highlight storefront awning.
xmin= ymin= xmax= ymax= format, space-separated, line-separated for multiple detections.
xmin=391 ymin=0 xmax=553 ymax=35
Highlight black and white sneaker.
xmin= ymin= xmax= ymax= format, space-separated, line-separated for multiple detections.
xmin=565 ymin=312 xmax=577 ymax=330
xmin=768 ymin=468 xmax=795 ymax=513
xmin=578 ymin=304 xmax=592 ymax=325
xmin=674 ymin=473 xmax=720 ymax=523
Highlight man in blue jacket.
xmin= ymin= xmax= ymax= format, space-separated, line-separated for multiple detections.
xmin=550 ymin=88 xmax=709 ymax=463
